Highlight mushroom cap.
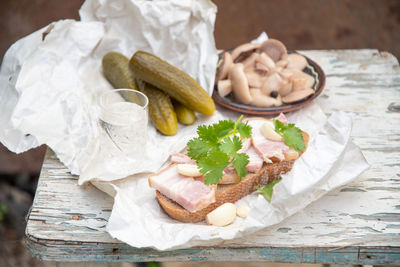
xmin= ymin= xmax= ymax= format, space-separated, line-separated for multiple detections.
xmin=282 ymin=88 xmax=315 ymax=104
xmin=286 ymin=54 xmax=308 ymax=70
xmin=231 ymin=43 xmax=260 ymax=63
xmin=257 ymin=39 xmax=287 ymax=62
xmin=289 ymin=69 xmax=315 ymax=90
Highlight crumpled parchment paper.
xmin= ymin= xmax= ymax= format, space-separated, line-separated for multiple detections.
xmin=0 ymin=0 xmax=218 ymax=184
xmin=0 ymin=0 xmax=369 ymax=251
xmin=105 ymin=103 xmax=369 ymax=250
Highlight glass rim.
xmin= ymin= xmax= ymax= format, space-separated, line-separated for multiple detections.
xmin=99 ymin=88 xmax=148 ymax=115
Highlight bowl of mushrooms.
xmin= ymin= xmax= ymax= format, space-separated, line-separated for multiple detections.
xmin=212 ymin=39 xmax=325 ymax=115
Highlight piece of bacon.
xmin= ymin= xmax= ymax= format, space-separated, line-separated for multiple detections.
xmin=274 ymin=113 xmax=287 ymax=124
xmin=247 ymin=119 xmax=290 ymax=163
xmin=149 ymin=165 xmax=215 ymax=213
xmin=245 ymin=146 xmax=264 ymax=173
xmin=170 ymin=152 xmax=196 ymax=164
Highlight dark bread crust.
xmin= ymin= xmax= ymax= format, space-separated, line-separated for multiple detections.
xmin=155 ymin=131 xmax=309 ymax=223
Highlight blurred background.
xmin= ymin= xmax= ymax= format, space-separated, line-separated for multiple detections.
xmin=0 ymin=0 xmax=398 ymax=266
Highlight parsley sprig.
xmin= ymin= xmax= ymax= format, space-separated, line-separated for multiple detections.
xmin=187 ymin=115 xmax=252 ymax=185
xmin=274 ymin=120 xmax=305 ymax=152
xmin=255 ymin=179 xmax=281 ymax=202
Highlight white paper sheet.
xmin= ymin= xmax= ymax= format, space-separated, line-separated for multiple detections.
xmin=0 ymin=0 xmax=219 ymax=184
xmin=106 ymin=104 xmax=369 ymax=250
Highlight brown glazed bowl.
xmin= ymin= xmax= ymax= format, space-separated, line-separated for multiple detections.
xmin=212 ymin=52 xmax=326 ymax=116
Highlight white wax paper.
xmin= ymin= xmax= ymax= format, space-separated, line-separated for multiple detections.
xmin=0 ymin=0 xmax=219 ymax=184
xmin=106 ymin=103 xmax=369 ymax=250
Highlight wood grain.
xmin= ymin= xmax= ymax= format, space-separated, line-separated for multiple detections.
xmin=25 ymin=49 xmax=400 ymax=264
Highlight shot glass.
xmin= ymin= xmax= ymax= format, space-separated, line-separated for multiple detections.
xmin=98 ymin=89 xmax=148 ymax=158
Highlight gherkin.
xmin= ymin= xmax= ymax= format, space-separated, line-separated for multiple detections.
xmin=129 ymin=51 xmax=215 ymax=116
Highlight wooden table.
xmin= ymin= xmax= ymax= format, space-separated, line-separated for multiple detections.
xmin=25 ymin=50 xmax=400 ymax=264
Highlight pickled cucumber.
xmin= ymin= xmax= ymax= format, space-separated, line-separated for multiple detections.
xmin=173 ymin=100 xmax=196 ymax=125
xmin=102 ymin=52 xmax=139 ymax=91
xmin=129 ymin=51 xmax=215 ymax=116
xmin=137 ymin=80 xmax=178 ymax=136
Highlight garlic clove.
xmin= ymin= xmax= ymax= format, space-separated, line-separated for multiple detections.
xmin=260 ymin=121 xmax=283 ymax=141
xmin=236 ymin=204 xmax=250 ymax=218
xmin=177 ymin=164 xmax=202 ymax=177
xmin=206 ymin=203 xmax=237 ymax=226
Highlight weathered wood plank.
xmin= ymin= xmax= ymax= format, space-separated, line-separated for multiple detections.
xmin=26 ymin=49 xmax=400 ymax=263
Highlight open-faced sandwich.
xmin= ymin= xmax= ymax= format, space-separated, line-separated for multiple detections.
xmin=149 ymin=113 xmax=309 ymax=225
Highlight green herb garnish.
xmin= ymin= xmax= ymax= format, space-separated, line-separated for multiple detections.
xmin=274 ymin=120 xmax=305 ymax=152
xmin=187 ymin=115 xmax=252 ymax=185
xmin=255 ymin=179 xmax=281 ymax=202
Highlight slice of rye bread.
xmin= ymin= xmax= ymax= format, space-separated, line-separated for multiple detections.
xmin=156 ymin=131 xmax=309 ymax=223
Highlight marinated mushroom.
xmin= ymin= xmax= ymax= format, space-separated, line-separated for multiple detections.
xmin=257 ymin=39 xmax=287 ymax=62
xmin=231 ymin=43 xmax=260 ymax=63
xmin=285 ymin=54 xmax=308 ymax=70
xmin=242 ymin=52 xmax=260 ymax=69
xmin=279 ymin=79 xmax=293 ymax=97
xmin=217 ymin=79 xmax=232 ymax=97
xmin=282 ymin=88 xmax=315 ymax=104
xmin=215 ymin=38 xmax=319 ymax=108
xmin=261 ymin=72 xmax=285 ymax=96
xmin=245 ymin=69 xmax=264 ymax=88
xmin=215 ymin=52 xmax=233 ymax=83
xmin=256 ymin=53 xmax=275 ymax=71
xmin=290 ymin=69 xmax=315 ymax=90
xmin=230 ymin=63 xmax=253 ymax=104
xmin=249 ymin=88 xmax=282 ymax=107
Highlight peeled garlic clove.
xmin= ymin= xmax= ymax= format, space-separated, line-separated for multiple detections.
xmin=260 ymin=121 xmax=283 ymax=141
xmin=177 ymin=164 xmax=202 ymax=177
xmin=284 ymin=150 xmax=300 ymax=161
xmin=282 ymin=88 xmax=315 ymax=104
xmin=206 ymin=203 xmax=237 ymax=226
xmin=236 ymin=204 xmax=250 ymax=218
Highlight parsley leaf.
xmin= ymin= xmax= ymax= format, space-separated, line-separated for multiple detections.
xmin=213 ymin=120 xmax=235 ymax=138
xmin=198 ymin=151 xmax=230 ymax=185
xmin=187 ymin=138 xmax=210 ymax=160
xmin=232 ymin=153 xmax=249 ymax=178
xmin=219 ymin=136 xmax=242 ymax=157
xmin=187 ymin=115 xmax=252 ymax=185
xmin=274 ymin=120 xmax=305 ymax=152
xmin=255 ymin=179 xmax=281 ymax=202
xmin=237 ymin=122 xmax=252 ymax=138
